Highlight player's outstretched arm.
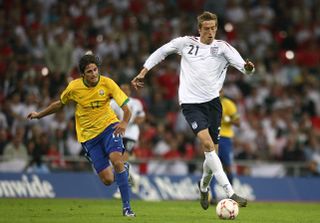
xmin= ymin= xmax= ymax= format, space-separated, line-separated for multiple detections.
xmin=131 ymin=68 xmax=149 ymax=90
xmin=27 ymin=100 xmax=64 ymax=120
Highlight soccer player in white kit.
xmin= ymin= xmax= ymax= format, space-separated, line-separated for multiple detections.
xmin=131 ymin=11 xmax=255 ymax=209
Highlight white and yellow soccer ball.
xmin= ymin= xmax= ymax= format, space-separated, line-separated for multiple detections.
xmin=216 ymin=198 xmax=239 ymax=220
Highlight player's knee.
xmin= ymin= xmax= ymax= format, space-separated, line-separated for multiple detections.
xmin=100 ymin=175 xmax=114 ymax=186
xmin=98 ymin=166 xmax=115 ymax=185
xmin=111 ymin=160 xmax=124 ymax=173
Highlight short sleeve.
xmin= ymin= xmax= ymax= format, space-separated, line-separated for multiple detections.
xmin=60 ymin=83 xmax=72 ymax=105
xmin=107 ymin=78 xmax=128 ymax=107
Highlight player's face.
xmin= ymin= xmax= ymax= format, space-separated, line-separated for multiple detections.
xmin=199 ymin=20 xmax=217 ymax=45
xmin=83 ymin=63 xmax=99 ymax=87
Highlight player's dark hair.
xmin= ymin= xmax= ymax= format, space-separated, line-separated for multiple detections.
xmin=197 ymin=11 xmax=218 ymax=29
xmin=79 ymin=54 xmax=101 ymax=74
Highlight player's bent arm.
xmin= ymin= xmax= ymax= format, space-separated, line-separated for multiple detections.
xmin=222 ymin=42 xmax=255 ymax=75
xmin=121 ymin=104 xmax=132 ymax=125
xmin=132 ymin=39 xmax=180 ymax=89
xmin=143 ymin=41 xmax=178 ymax=70
xmin=113 ymin=104 xmax=132 ymax=136
xmin=27 ymin=100 xmax=64 ymax=119
xmin=137 ymin=67 xmax=149 ymax=79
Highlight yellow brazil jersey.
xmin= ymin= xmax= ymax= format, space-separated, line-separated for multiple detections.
xmin=220 ymin=97 xmax=239 ymax=138
xmin=60 ymin=75 xmax=129 ymax=142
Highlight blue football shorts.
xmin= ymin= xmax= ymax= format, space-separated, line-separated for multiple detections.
xmin=81 ymin=123 xmax=125 ymax=173
xmin=218 ymin=136 xmax=233 ymax=167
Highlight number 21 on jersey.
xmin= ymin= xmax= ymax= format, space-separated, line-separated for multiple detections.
xmin=188 ymin=45 xmax=199 ymax=56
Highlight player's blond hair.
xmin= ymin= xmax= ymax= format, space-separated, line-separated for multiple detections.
xmin=197 ymin=11 xmax=218 ymax=29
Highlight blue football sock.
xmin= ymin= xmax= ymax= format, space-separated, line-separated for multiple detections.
xmin=210 ymin=178 xmax=217 ymax=200
xmin=227 ymin=173 xmax=234 ymax=186
xmin=115 ymin=170 xmax=131 ymax=209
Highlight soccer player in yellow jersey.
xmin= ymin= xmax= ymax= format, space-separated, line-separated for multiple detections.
xmin=210 ymin=90 xmax=240 ymax=204
xmin=27 ymin=54 xmax=136 ymax=217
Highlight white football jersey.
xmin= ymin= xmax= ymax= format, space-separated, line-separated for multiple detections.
xmin=144 ymin=36 xmax=254 ymax=104
xmin=110 ymin=97 xmax=145 ymax=141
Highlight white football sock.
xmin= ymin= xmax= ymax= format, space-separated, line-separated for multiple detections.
xmin=202 ymin=150 xmax=234 ymax=197
xmin=128 ymin=165 xmax=140 ymax=193
xmin=200 ymin=159 xmax=213 ymax=192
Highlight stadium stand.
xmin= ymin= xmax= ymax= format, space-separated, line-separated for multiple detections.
xmin=0 ymin=0 xmax=319 ymax=177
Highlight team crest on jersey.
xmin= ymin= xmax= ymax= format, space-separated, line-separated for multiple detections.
xmin=99 ymin=89 xmax=105 ymax=96
xmin=210 ymin=47 xmax=219 ymax=56
xmin=191 ymin=121 xmax=198 ymax=130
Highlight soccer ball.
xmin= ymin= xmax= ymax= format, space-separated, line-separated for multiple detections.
xmin=216 ymin=198 xmax=239 ymax=220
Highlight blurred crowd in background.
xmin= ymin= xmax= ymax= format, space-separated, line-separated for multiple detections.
xmin=0 ymin=0 xmax=320 ymax=176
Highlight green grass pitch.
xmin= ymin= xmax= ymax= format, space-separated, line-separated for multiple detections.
xmin=0 ymin=199 xmax=319 ymax=223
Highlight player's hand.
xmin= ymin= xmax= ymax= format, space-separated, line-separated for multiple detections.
xmin=131 ymin=74 xmax=145 ymax=90
xmin=27 ymin=112 xmax=40 ymax=120
xmin=131 ymin=68 xmax=148 ymax=90
xmin=113 ymin=121 xmax=128 ymax=136
xmin=244 ymin=59 xmax=254 ymax=72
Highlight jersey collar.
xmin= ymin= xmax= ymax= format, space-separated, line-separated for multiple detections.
xmin=82 ymin=74 xmax=100 ymax=88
